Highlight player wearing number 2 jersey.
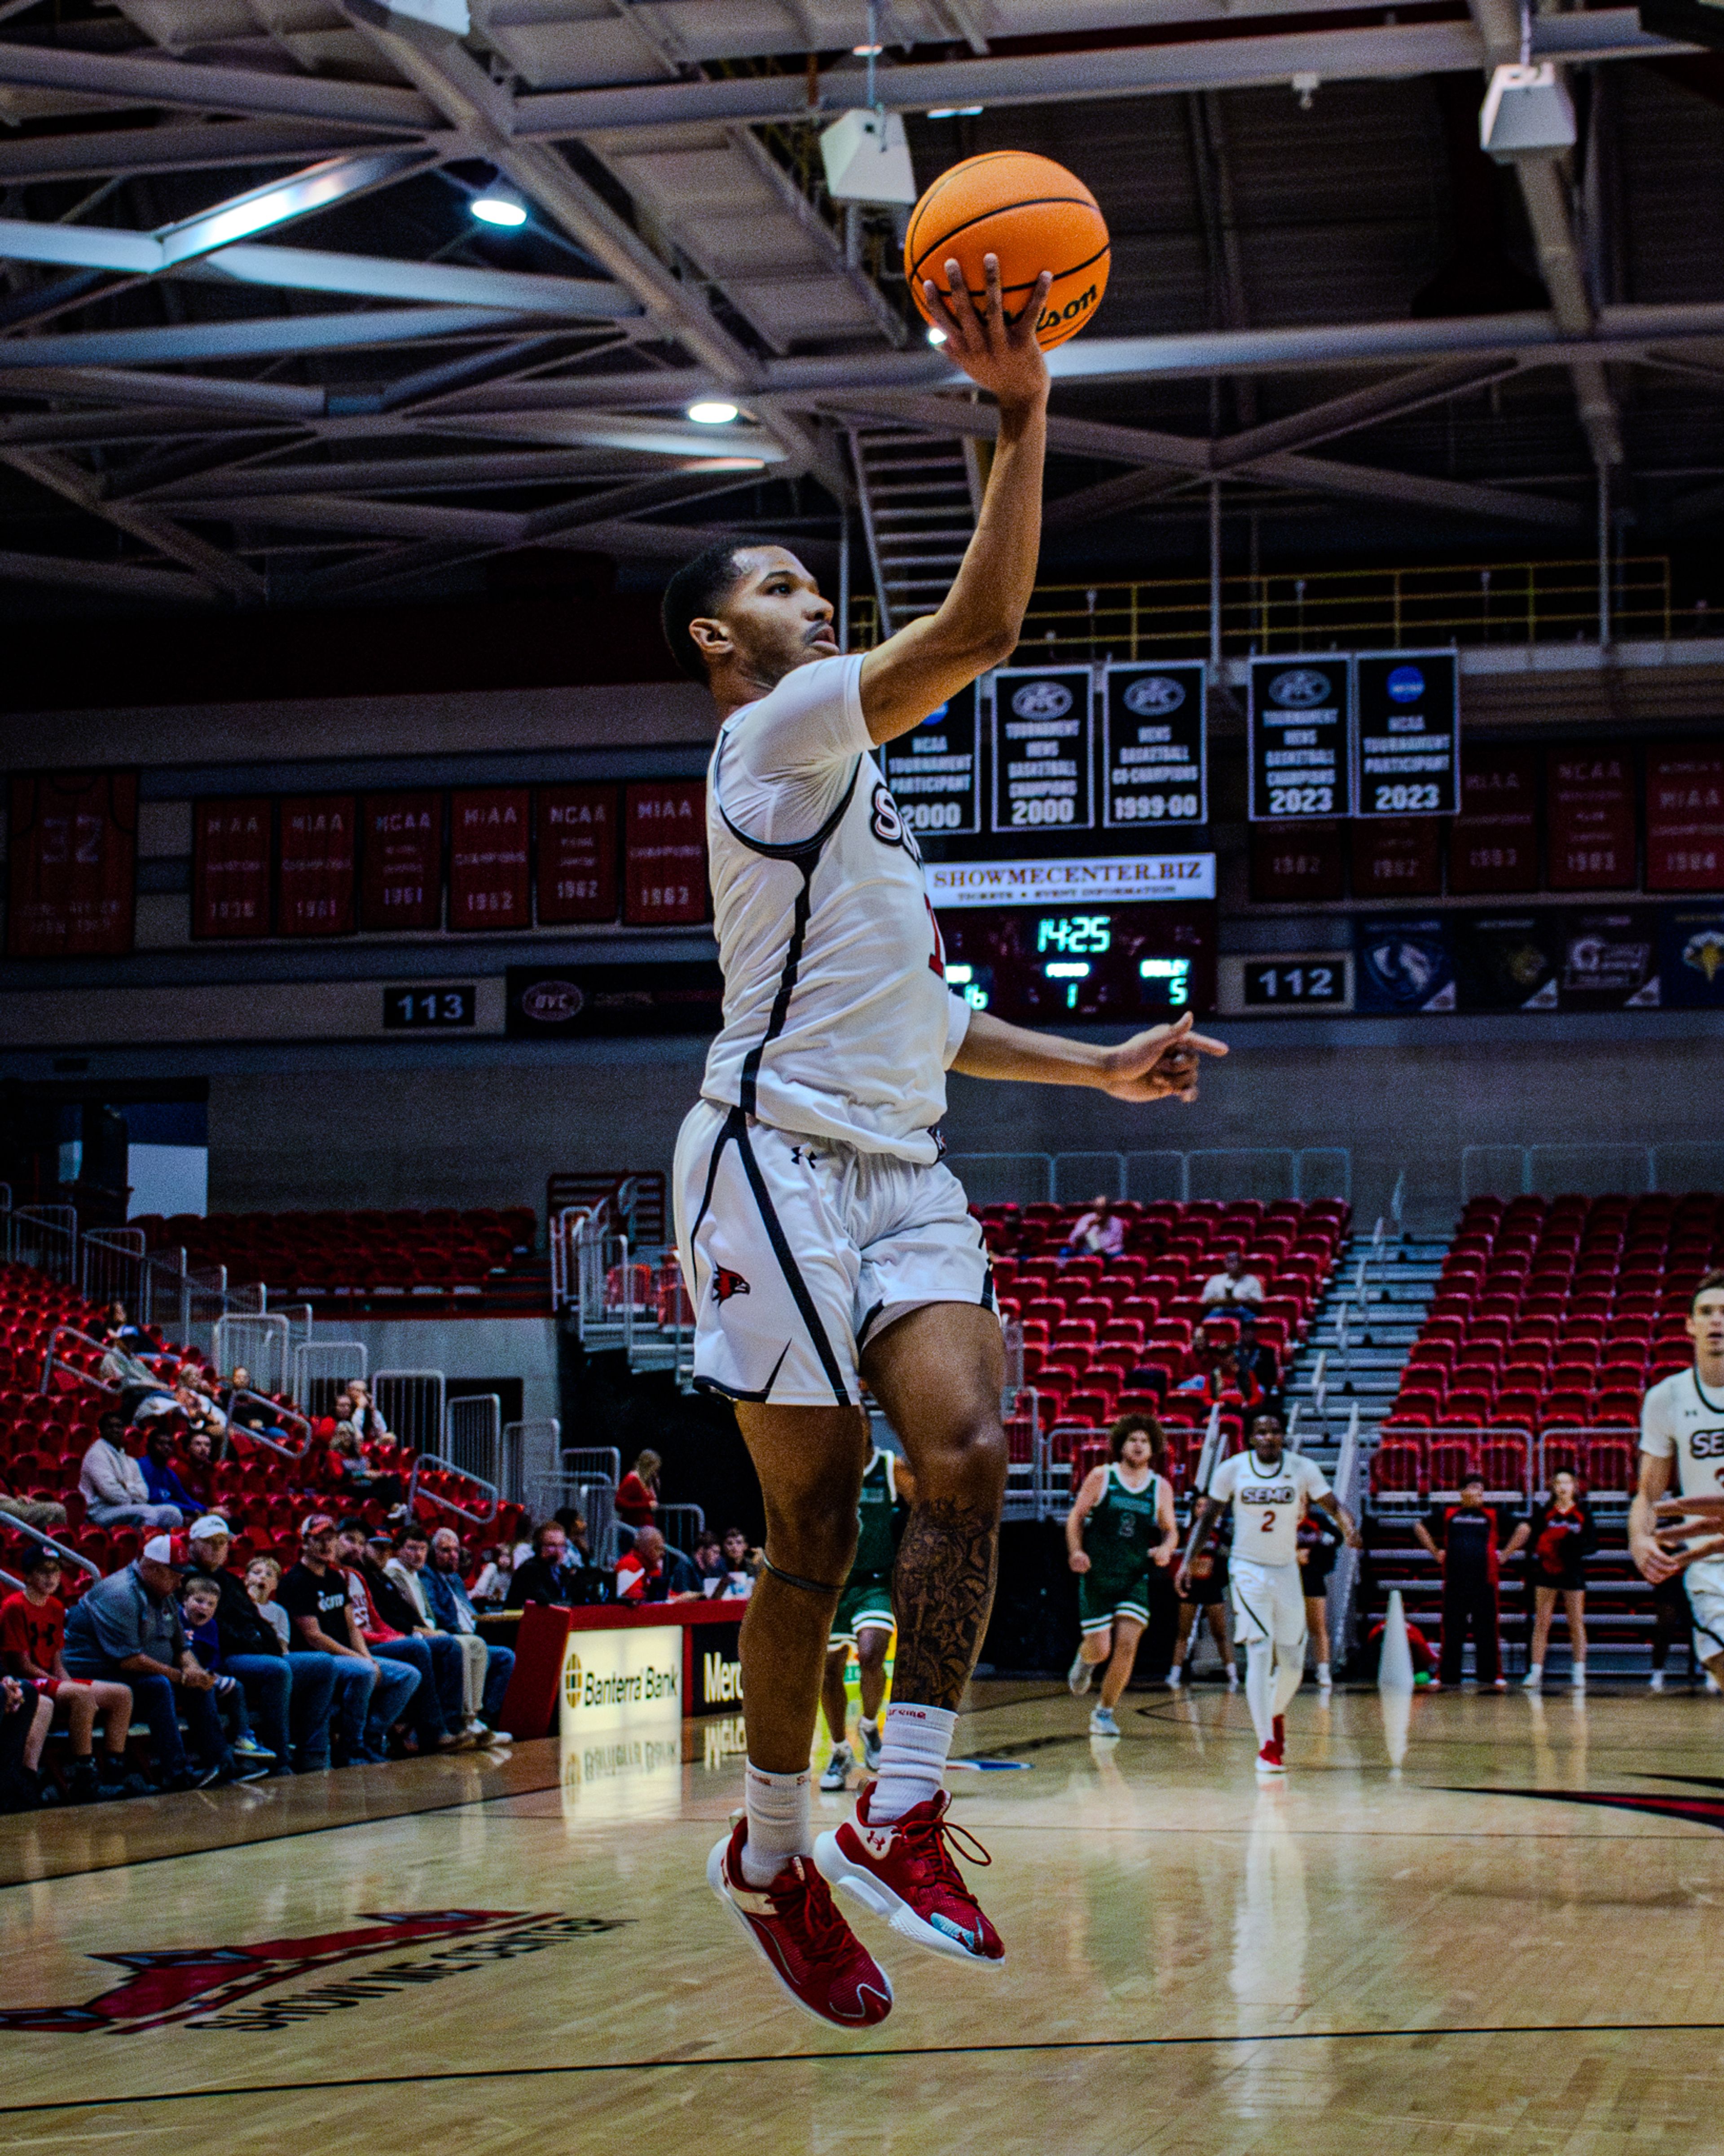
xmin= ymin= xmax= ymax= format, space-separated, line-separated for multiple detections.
xmin=1180 ymin=1412 xmax=1357 ymax=1776
xmin=662 ymin=251 xmax=1228 ymax=2031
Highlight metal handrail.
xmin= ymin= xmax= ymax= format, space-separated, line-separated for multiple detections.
xmin=405 ymin=1450 xmax=500 ymax=1527
xmin=1326 ymin=1403 xmax=1364 ymax=1671
xmin=39 ymin=1325 xmax=127 ymax=1398
xmin=0 ymin=1512 xmax=101 ymax=1584
xmin=1191 ymin=1401 xmax=1224 ymax=1496
xmin=221 ymin=1387 xmax=313 ymax=1462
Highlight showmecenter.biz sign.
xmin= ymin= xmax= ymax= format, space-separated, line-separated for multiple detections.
xmin=560 ymin=1627 xmax=682 ymax=1736
xmin=926 ymin=854 xmax=1216 ymax=908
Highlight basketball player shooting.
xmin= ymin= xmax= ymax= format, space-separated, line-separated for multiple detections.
xmin=664 ymin=253 xmax=1227 ymax=2028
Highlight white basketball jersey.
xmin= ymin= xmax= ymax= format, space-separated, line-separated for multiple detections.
xmin=1640 ymin=1367 xmax=1724 ymax=1496
xmin=699 ymin=653 xmax=969 ymax=1161
xmin=1209 ymin=1449 xmax=1330 ymax=1568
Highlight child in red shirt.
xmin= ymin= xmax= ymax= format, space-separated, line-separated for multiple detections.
xmin=0 ymin=1550 xmax=138 ymax=1802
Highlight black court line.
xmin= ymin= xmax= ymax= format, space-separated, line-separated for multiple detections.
xmin=0 ymin=1779 xmax=563 ymax=1895
xmin=4 ymin=2020 xmax=1724 ymax=2115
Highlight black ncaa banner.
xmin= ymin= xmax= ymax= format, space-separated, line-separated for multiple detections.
xmin=1351 ymin=650 xmax=1460 ymax=819
xmin=1246 ymin=657 xmax=1353 ymax=821
xmin=1101 ymin=661 xmax=1207 ymax=830
xmin=879 ymin=681 xmax=981 ymax=837
xmin=990 ymin=665 xmax=1095 ymax=833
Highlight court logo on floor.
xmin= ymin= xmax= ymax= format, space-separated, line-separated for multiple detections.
xmin=0 ymin=1908 xmax=628 ymax=2035
xmin=1455 ymin=1774 xmax=1724 ymax=1834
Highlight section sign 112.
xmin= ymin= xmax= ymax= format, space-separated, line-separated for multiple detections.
xmin=1246 ymin=656 xmax=1354 ymax=821
xmin=1101 ymin=661 xmax=1206 ymax=829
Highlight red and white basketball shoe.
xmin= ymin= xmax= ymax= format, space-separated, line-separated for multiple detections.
xmin=814 ymin=1784 xmax=1004 ymax=1969
xmin=1256 ymin=1733 xmax=1286 ymax=1777
xmin=708 ymin=1820 xmax=893 ymax=2029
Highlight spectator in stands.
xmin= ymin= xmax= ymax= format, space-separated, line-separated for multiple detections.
xmin=722 ymin=1526 xmax=761 ymax=1596
xmin=333 ymin=1522 xmax=470 ymax=1755
xmin=1414 ymin=1475 xmax=1528 ymax=1692
xmin=1179 ymin=1316 xmax=1267 ymax=1412
xmin=1523 ymin=1469 xmax=1596 ymax=1693
xmin=218 ymin=1364 xmax=251 ymax=1417
xmin=61 ymin=1534 xmax=238 ymax=1789
xmin=80 ymin=1411 xmax=183 ymax=1530
xmin=176 ymin=1574 xmax=274 ymax=1772
xmin=616 ymin=1525 xmax=700 ymax=1603
xmin=690 ymin=1530 xmax=729 ymax=1594
xmin=0 ymin=1477 xmax=66 ymax=1532
xmin=389 ymin=1528 xmax=502 ymax=1741
xmin=1200 ymin=1250 xmax=1265 ymax=1312
xmin=470 ymin=1542 xmax=513 ymax=1606
xmin=180 ymin=1426 xmax=218 ymax=1512
xmin=98 ymin=1300 xmax=145 ymax=1350
xmin=425 ymin=1527 xmax=515 ymax=1737
xmin=245 ymin=1556 xmax=290 ymax=1648
xmin=506 ymin=1521 xmax=585 ymax=1609
xmin=104 ymin=1343 xmax=175 ymax=1424
xmin=553 ymin=1507 xmax=592 ymax=1563
xmin=0 ymin=1675 xmax=53 ymax=1812
xmin=175 ymin=1379 xmax=227 ymax=1443
xmin=185 ymin=1516 xmax=338 ymax=1777
xmin=1061 ymin=1193 xmax=1125 ymax=1261
xmin=616 ymin=1450 xmax=661 ymax=1533
xmin=0 ymin=1548 xmax=140 ymax=1802
xmin=326 ymin=1421 xmax=405 ymax=1508
xmin=342 ymin=1379 xmax=391 ymax=1448
xmin=1233 ymin=1312 xmax=1282 ymax=1413
xmin=141 ymin=1425 xmax=202 ymax=1521
xmin=277 ymin=1516 xmax=417 ymax=1767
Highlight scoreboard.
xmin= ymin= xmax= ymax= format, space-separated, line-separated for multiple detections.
xmin=940 ymin=904 xmax=1214 ymax=1023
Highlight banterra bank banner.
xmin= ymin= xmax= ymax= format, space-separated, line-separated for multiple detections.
xmin=926 ymin=855 xmax=1216 ymax=909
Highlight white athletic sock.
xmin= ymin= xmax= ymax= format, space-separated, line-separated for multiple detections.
xmin=1316 ymin=1662 xmax=1332 ymax=1686
xmin=859 ymin=1716 xmax=878 ymax=1738
xmin=866 ymin=1702 xmax=956 ymax=1821
xmin=741 ymin=1763 xmax=812 ymax=1887
xmin=1244 ymin=1642 xmax=1275 ymax=1746
xmin=1273 ymin=1651 xmax=1303 ymax=1720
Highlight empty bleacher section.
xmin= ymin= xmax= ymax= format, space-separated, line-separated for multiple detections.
xmin=1358 ymin=1188 xmax=1724 ymax=1676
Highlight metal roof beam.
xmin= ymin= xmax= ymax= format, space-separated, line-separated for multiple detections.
xmin=0 ymin=445 xmax=264 ymax=600
xmin=0 ymin=37 xmax=437 ymax=130
xmin=0 ymin=546 xmax=213 ymax=601
xmin=0 ymin=120 xmax=446 ymax=186
xmin=0 ymin=306 xmax=534 ymax=368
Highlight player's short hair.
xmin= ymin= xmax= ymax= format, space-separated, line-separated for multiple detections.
xmin=1246 ymin=1408 xmax=1283 ymax=1438
xmin=1108 ymin=1410 xmax=1164 ymax=1467
xmin=1692 ymin=1268 xmax=1724 ymax=1310
xmin=660 ymin=540 xmax=750 ymax=682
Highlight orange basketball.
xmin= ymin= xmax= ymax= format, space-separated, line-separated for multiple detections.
xmin=904 ymin=151 xmax=1109 ymax=352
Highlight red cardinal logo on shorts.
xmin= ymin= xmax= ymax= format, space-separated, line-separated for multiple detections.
xmin=712 ymin=1268 xmax=752 ymax=1304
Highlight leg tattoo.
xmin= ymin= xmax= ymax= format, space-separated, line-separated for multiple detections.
xmin=891 ymin=1500 xmax=998 ymax=1711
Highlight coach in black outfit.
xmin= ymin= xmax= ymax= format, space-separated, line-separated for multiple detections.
xmin=505 ymin=1521 xmax=592 ymax=1609
xmin=1414 ymin=1476 xmax=1529 ymax=1689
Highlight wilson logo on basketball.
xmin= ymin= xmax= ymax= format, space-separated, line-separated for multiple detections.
xmin=0 ymin=1911 xmax=625 ymax=2035
xmin=712 ymin=1268 xmax=752 ymax=1303
xmin=1036 ymin=281 xmax=1098 ymax=335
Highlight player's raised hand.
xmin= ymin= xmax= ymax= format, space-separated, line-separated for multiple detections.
xmin=923 ymin=252 xmax=1052 ymax=412
xmin=1097 ymin=1011 xmax=1228 ymax=1104
xmin=1654 ymin=1494 xmax=1724 ymax=1569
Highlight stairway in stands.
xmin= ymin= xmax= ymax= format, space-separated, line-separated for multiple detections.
xmin=1284 ymin=1228 xmax=1444 ymax=1483
xmin=850 ymin=426 xmax=980 ymax=632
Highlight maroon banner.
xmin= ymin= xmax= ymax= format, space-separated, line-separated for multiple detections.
xmin=624 ymin=781 xmax=708 ymax=926
xmin=6 ymin=770 xmax=136 ymax=958
xmin=276 ymin=794 xmax=356 ymax=938
xmin=1646 ymin=742 xmax=1724 ymax=892
xmin=193 ymin=797 xmax=273 ymax=940
xmin=361 ymin=791 xmax=443 ymax=931
xmin=1548 ymin=747 xmax=1636 ymax=891
xmin=536 ymin=785 xmax=619 ymax=925
xmin=1350 ymin=816 xmax=1443 ymax=900
xmin=1248 ymin=821 xmax=1343 ymax=904
xmin=449 ymin=788 xmax=530 ymax=931
xmin=1448 ymin=745 xmax=1539 ymax=894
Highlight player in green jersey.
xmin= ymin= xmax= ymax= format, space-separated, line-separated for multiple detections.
xmin=1065 ymin=1413 xmax=1178 ymax=1738
xmin=820 ymin=1443 xmax=916 ymax=1790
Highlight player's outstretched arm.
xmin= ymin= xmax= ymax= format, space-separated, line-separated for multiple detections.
xmin=857 ymin=252 xmax=1053 ymax=745
xmin=1629 ymin=1450 xmax=1682 ymax=1580
xmin=950 ymin=1006 xmax=1227 ymax=1104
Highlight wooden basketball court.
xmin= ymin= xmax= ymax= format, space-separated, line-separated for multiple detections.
xmin=4 ymin=1684 xmax=1723 ymax=2150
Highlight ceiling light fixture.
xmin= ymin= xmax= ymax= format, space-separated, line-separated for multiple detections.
xmin=471 ymin=185 xmax=528 ymax=228
xmin=852 ymin=40 xmax=885 ymax=53
xmin=687 ymin=399 xmax=741 ymax=424
xmin=927 ymin=105 xmax=983 ymax=118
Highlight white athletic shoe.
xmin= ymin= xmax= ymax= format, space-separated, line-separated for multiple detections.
xmin=1067 ymin=1650 xmax=1094 ymax=1697
xmin=819 ymin=1742 xmax=854 ymax=1794
xmin=1089 ymin=1706 xmax=1120 ymax=1739
xmin=1522 ymin=1666 xmax=1543 ymax=1692
xmin=1571 ymin=1666 xmax=1586 ymax=1691
xmin=1316 ymin=1663 xmax=1333 ymax=1690
xmin=1166 ymin=1662 xmax=1183 ymax=1690
xmin=1255 ymin=1739 xmax=1286 ymax=1777
xmin=859 ymin=1719 xmax=882 ymax=1772
xmin=1227 ymin=1667 xmax=1240 ymax=1692
xmin=1649 ymin=1670 xmax=1666 ymax=1692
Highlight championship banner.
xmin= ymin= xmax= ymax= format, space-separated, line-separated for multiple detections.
xmin=536 ymin=785 xmax=619 ymax=925
xmin=623 ymin=781 xmax=707 ymax=926
xmin=990 ymin=665 xmax=1095 ymax=833
xmin=1246 ymin=657 xmax=1353 ymax=822
xmin=5 ymin=770 xmax=136 ymax=958
xmin=1447 ymin=745 xmax=1539 ymax=895
xmin=276 ymin=794 xmax=355 ymax=938
xmin=1351 ymin=650 xmax=1460 ymax=818
xmin=361 ymin=791 xmax=442 ymax=932
xmin=1645 ymin=743 xmax=1724 ymax=892
xmin=1100 ymin=661 xmax=1206 ymax=829
xmin=449 ymin=788 xmax=530 ymax=931
xmin=192 ymin=797 xmax=273 ymax=941
xmin=1248 ymin=821 xmax=1344 ymax=904
xmin=1350 ymin=816 xmax=1442 ymax=900
xmin=880 ymin=683 xmax=981 ymax=838
xmin=1547 ymin=748 xmax=1636 ymax=891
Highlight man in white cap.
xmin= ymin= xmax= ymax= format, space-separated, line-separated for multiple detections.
xmin=184 ymin=1516 xmax=339 ymax=1775
xmin=62 ymin=1534 xmax=238 ymax=1790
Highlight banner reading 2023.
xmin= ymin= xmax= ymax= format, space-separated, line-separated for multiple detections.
xmin=1246 ymin=657 xmax=1353 ymax=822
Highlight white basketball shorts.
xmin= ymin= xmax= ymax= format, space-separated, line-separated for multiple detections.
xmin=673 ymin=1098 xmax=994 ymax=1407
xmin=1229 ymin=1557 xmax=1308 ymax=1652
xmin=1686 ymin=1556 xmax=1724 ymax=1667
